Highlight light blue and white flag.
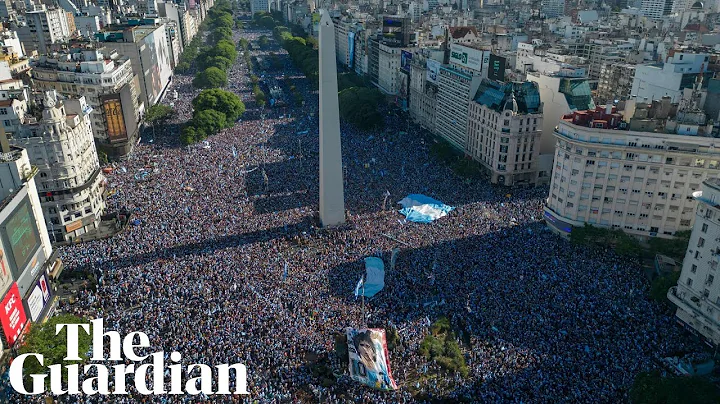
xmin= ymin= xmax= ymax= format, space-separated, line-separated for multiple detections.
xmin=283 ymin=262 xmax=288 ymax=281
xmin=354 ymin=277 xmax=364 ymax=300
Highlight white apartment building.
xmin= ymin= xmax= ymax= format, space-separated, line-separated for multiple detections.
xmin=632 ymin=52 xmax=711 ymax=103
xmin=333 ymin=17 xmax=352 ymax=67
xmin=0 ymin=29 xmax=24 ymax=58
xmin=16 ymin=5 xmax=72 ymax=55
xmin=251 ymin=0 xmax=270 ymax=15
xmin=409 ymin=54 xmax=438 ymax=133
xmin=545 ymin=99 xmax=720 ymax=239
xmin=377 ymin=42 xmax=413 ymax=96
xmin=466 ymin=80 xmax=543 ymax=186
xmin=641 ymin=0 xmax=674 ymax=19
xmin=435 ymin=65 xmax=482 ymax=150
xmin=32 ymin=48 xmax=143 ymax=156
xmin=669 ymin=178 xmax=720 ymax=345
xmin=11 ymin=91 xmax=105 ymax=242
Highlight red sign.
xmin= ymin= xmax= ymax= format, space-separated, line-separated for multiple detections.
xmin=1 ymin=283 xmax=27 ymax=346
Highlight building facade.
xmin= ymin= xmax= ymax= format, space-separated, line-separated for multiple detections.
xmin=466 ymin=80 xmax=543 ymax=186
xmin=545 ymin=101 xmax=720 ymax=239
xmin=31 ymin=48 xmax=143 ymax=157
xmin=11 ymin=91 xmax=105 ymax=242
xmin=669 ymin=178 xmax=720 ymax=345
xmin=597 ymin=63 xmax=636 ymax=103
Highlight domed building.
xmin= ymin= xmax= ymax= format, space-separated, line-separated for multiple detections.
xmin=11 ymin=91 xmax=106 ymax=242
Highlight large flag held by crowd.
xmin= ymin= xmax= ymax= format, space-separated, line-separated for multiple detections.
xmin=398 ymin=194 xmax=454 ymax=223
xmin=362 ymin=257 xmax=385 ymax=298
xmin=346 ymin=328 xmax=398 ymax=391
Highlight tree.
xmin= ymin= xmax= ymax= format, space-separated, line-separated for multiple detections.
xmin=213 ymin=13 xmax=234 ymax=29
xmin=19 ymin=314 xmax=92 ymax=386
xmin=650 ymin=272 xmax=680 ymax=305
xmin=181 ymin=125 xmax=204 ymax=144
xmin=649 ymin=230 xmax=692 ymax=260
xmin=338 ymin=87 xmax=385 ymax=130
xmin=630 ymin=371 xmax=719 ymax=404
xmin=145 ymin=104 xmax=174 ymax=137
xmin=175 ymin=61 xmax=191 ymax=73
xmin=209 ymin=26 xmax=233 ymax=44
xmin=192 ymin=89 xmax=245 ymax=123
xmin=211 ymin=40 xmax=238 ymax=62
xmin=193 ymin=67 xmax=227 ymax=88
xmin=202 ymin=55 xmax=233 ymax=71
xmin=192 ymin=109 xmax=228 ymax=135
xmin=259 ymin=35 xmax=270 ymax=48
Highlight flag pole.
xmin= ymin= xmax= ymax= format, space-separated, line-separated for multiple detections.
xmin=361 ymin=278 xmax=366 ymax=328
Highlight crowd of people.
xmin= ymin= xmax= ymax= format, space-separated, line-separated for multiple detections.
xmin=9 ymin=25 xmax=705 ymax=403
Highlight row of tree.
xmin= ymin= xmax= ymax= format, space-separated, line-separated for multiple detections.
xmin=180 ymin=89 xmax=245 ymax=145
xmin=192 ymin=1 xmax=237 ymax=89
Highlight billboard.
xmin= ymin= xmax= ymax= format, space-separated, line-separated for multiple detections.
xmin=346 ymin=328 xmax=398 ymax=391
xmin=141 ymin=26 xmax=173 ymax=105
xmin=488 ymin=54 xmax=507 ymax=81
xmin=3 ymin=199 xmax=40 ymax=275
xmin=0 ymin=246 xmax=13 ymax=298
xmin=348 ymin=32 xmax=356 ymax=69
xmin=449 ymin=43 xmax=483 ymax=71
xmin=1 ymin=283 xmax=27 ymax=346
xmin=102 ymin=94 xmax=128 ymax=143
xmin=25 ymin=273 xmax=51 ymax=322
xmin=16 ymin=247 xmax=46 ymax=297
xmin=382 ymin=17 xmax=408 ymax=47
xmin=482 ymin=51 xmax=491 ymax=73
xmin=426 ymin=59 xmax=440 ymax=84
xmin=401 ymin=50 xmax=412 ymax=72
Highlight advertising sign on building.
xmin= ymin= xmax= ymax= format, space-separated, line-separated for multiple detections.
xmin=401 ymin=50 xmax=412 ymax=72
xmin=25 ymin=273 xmax=51 ymax=322
xmin=426 ymin=59 xmax=441 ymax=84
xmin=16 ymin=247 xmax=46 ymax=297
xmin=449 ymin=43 xmax=483 ymax=71
xmin=1 ymin=283 xmax=27 ymax=346
xmin=488 ymin=54 xmax=507 ymax=81
xmin=482 ymin=51 xmax=491 ymax=73
xmin=348 ymin=31 xmax=356 ymax=69
xmin=2 ymin=198 xmax=41 ymax=276
xmin=102 ymin=94 xmax=128 ymax=143
xmin=0 ymin=246 xmax=13 ymax=298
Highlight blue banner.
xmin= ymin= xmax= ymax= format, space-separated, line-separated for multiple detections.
xmin=348 ymin=32 xmax=356 ymax=69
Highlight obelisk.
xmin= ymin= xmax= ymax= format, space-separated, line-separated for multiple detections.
xmin=318 ymin=10 xmax=346 ymax=227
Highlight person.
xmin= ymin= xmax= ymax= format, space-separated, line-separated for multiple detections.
xmin=352 ymin=330 xmax=393 ymax=390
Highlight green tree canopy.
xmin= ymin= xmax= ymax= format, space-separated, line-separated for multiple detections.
xmin=213 ymin=13 xmax=234 ymax=29
xmin=145 ymin=104 xmax=174 ymax=124
xmin=212 ymin=39 xmax=238 ymax=62
xmin=19 ymin=314 xmax=92 ymax=384
xmin=630 ymin=371 xmax=719 ymax=404
xmin=338 ymin=87 xmax=385 ymax=130
xmin=192 ymin=109 xmax=228 ymax=135
xmin=650 ymin=272 xmax=680 ymax=305
xmin=181 ymin=125 xmax=204 ymax=145
xmin=193 ymin=67 xmax=227 ymax=88
xmin=201 ymin=55 xmax=233 ymax=71
xmin=259 ymin=35 xmax=270 ymax=48
xmin=209 ymin=26 xmax=233 ymax=44
xmin=192 ymin=89 xmax=245 ymax=123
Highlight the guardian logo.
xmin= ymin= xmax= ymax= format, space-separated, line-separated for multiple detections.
xmin=9 ymin=318 xmax=250 ymax=396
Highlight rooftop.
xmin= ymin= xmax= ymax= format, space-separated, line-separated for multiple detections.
xmin=473 ymin=79 xmax=541 ymax=114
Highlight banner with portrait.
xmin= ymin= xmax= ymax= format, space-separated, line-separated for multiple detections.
xmin=346 ymin=328 xmax=398 ymax=391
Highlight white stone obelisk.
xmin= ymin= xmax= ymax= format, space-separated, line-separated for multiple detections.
xmin=318 ymin=10 xmax=346 ymax=227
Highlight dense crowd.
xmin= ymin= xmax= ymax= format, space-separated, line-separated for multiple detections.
xmin=7 ymin=27 xmax=704 ymax=403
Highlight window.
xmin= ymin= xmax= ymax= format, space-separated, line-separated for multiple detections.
xmin=707 ymin=274 xmax=714 ymax=285
xmin=702 ymin=223 xmax=709 ymax=233
xmin=687 ymin=278 xmax=693 ymax=286
xmin=586 ymin=160 xmax=595 ymax=166
xmin=692 ymin=264 xmax=697 ymax=273
xmin=698 ymin=238 xmax=705 ymax=248
xmin=695 ymin=251 xmax=701 ymax=259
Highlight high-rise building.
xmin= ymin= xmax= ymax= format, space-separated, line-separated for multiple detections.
xmin=95 ymin=24 xmax=173 ymax=108
xmin=527 ymin=68 xmax=595 ymax=181
xmin=669 ymin=178 xmax=720 ymax=345
xmin=10 ymin=91 xmax=106 ymax=242
xmin=466 ymin=80 xmax=543 ymax=186
xmin=409 ymin=51 xmax=441 ymax=133
xmin=0 ymin=141 xmax=57 ymax=354
xmin=251 ymin=0 xmax=270 ymax=15
xmin=31 ymin=48 xmax=143 ymax=157
xmin=597 ymin=63 xmax=636 ymax=103
xmin=631 ymin=52 xmax=712 ymax=103
xmin=544 ymin=95 xmax=719 ymax=239
xmin=640 ymin=0 xmax=675 ymax=19
xmin=541 ymin=0 xmax=566 ymax=18
xmin=15 ymin=4 xmax=72 ymax=55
